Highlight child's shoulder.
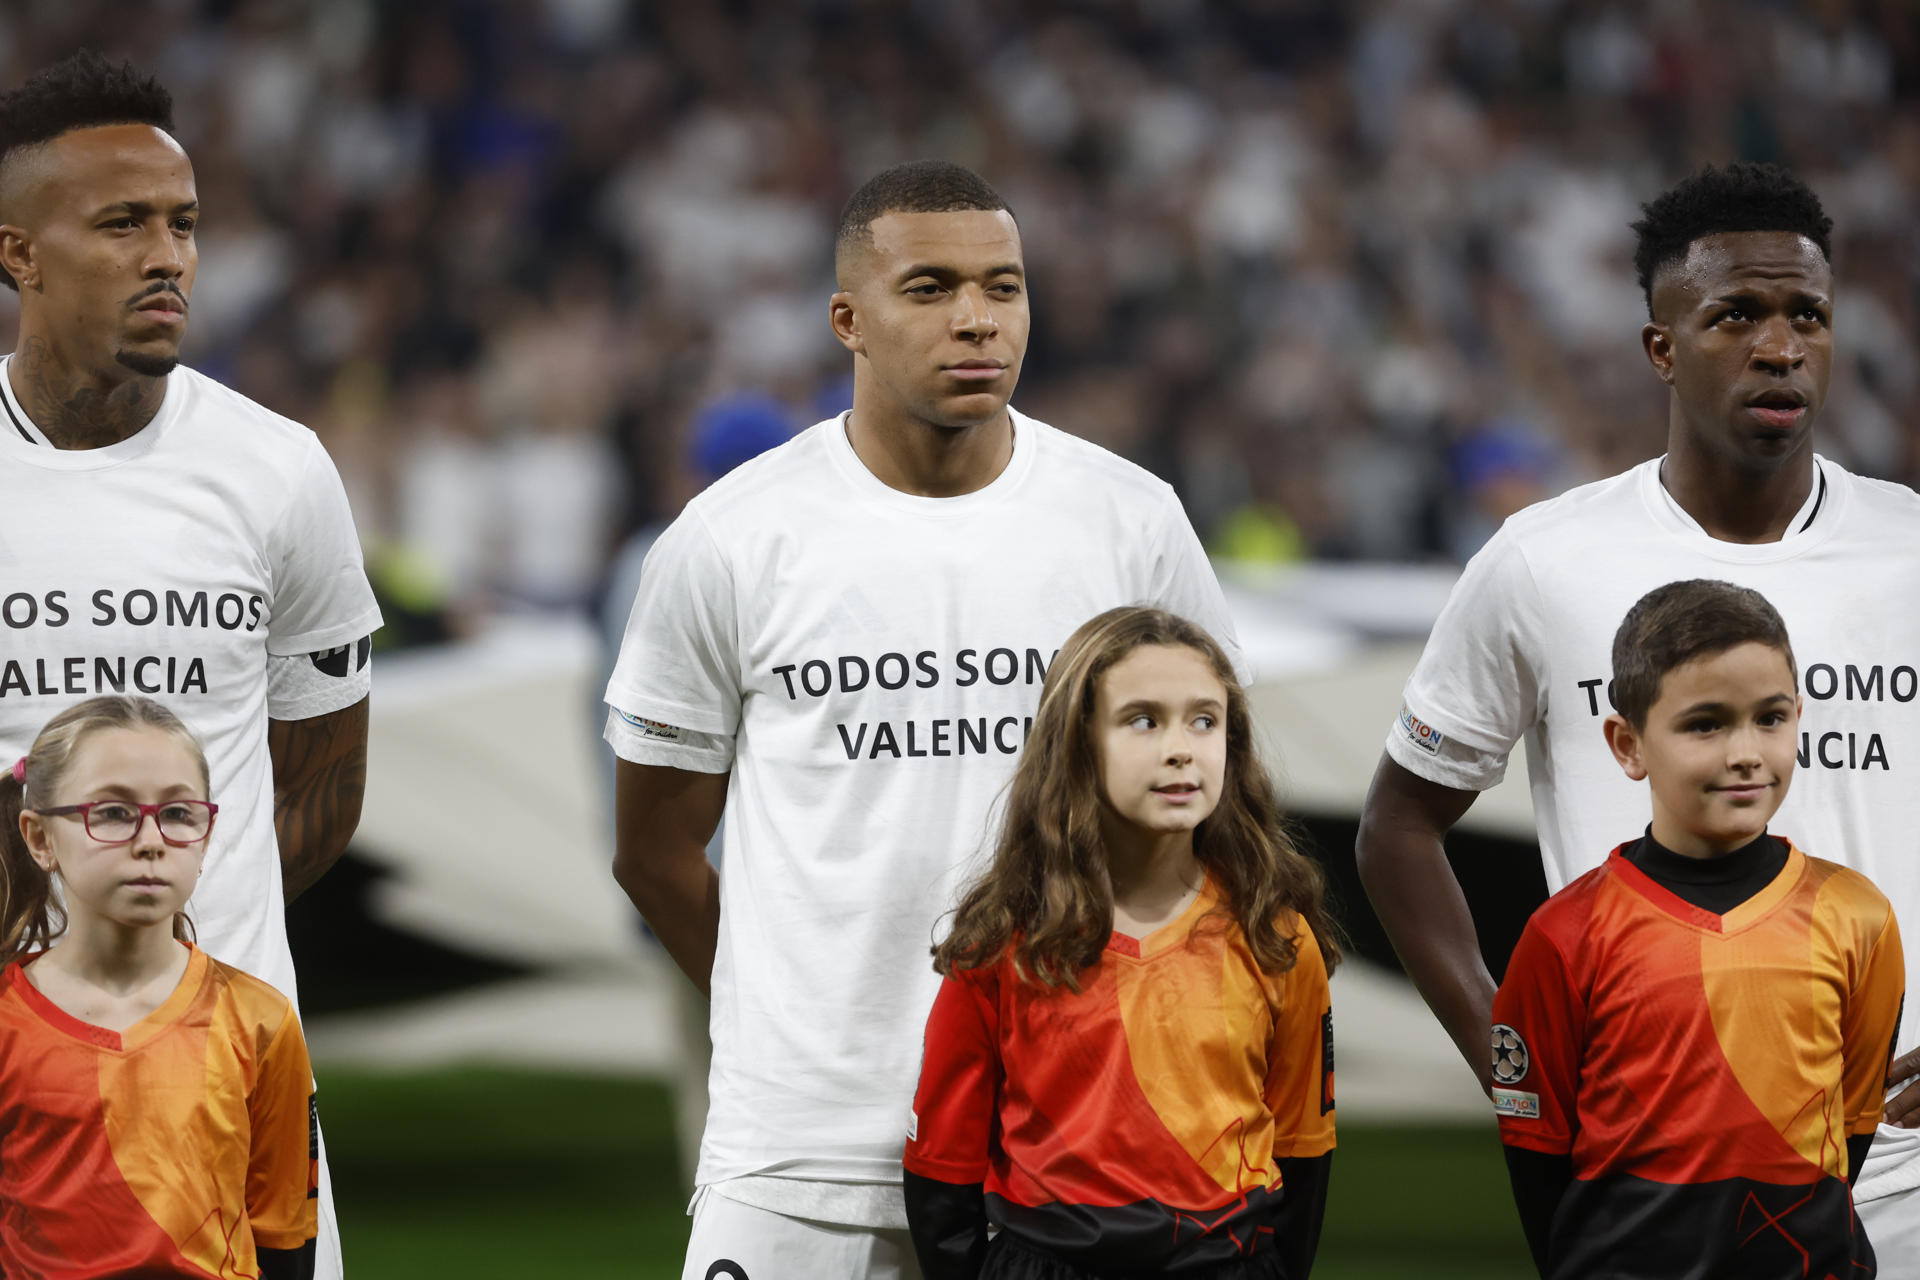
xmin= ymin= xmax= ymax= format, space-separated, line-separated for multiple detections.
xmin=1532 ymin=857 xmax=1619 ymax=926
xmin=1795 ymin=849 xmax=1898 ymax=928
xmin=202 ymin=952 xmax=302 ymax=1045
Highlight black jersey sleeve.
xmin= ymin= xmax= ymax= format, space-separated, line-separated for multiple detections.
xmin=904 ymin=1169 xmax=989 ymax=1280
xmin=1273 ymin=1151 xmax=1333 ymax=1278
xmin=1502 ymin=1146 xmax=1571 ymax=1277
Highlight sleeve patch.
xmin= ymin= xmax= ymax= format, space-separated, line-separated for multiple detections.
xmin=907 ymin=1108 xmax=919 ymax=1142
xmin=307 ymin=636 xmax=372 ymax=677
xmin=1399 ymin=703 xmax=1446 ymax=755
xmin=1493 ymin=1088 xmax=1541 ymax=1119
xmin=617 ymin=710 xmax=684 ymax=742
xmin=1492 ymin=1023 xmax=1531 ymax=1085
xmin=1320 ymin=1008 xmax=1336 ymax=1115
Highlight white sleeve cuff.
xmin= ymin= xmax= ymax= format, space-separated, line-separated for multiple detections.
xmin=1383 ymin=703 xmax=1510 ymax=792
xmin=604 ymin=707 xmax=734 ymax=773
xmin=266 ymin=641 xmax=372 ymax=720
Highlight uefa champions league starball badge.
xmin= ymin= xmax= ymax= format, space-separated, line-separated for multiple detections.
xmin=1491 ymin=1024 xmax=1530 ymax=1086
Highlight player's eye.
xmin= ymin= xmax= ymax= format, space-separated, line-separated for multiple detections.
xmin=991 ymin=282 xmax=1021 ymax=297
xmin=1129 ymin=714 xmax=1155 ymax=731
xmin=906 ymin=283 xmax=943 ymax=297
xmin=1717 ymin=308 xmax=1746 ymax=324
xmin=172 ymin=217 xmax=195 ymax=234
xmin=1685 ymin=718 xmax=1720 ymax=734
xmin=1192 ymin=714 xmax=1217 ymax=731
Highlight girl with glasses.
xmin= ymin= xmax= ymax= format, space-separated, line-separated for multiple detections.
xmin=904 ymin=608 xmax=1341 ymax=1280
xmin=0 ymin=695 xmax=317 ymax=1279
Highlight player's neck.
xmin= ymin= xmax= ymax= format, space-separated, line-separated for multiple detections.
xmin=1660 ymin=433 xmax=1815 ymax=544
xmin=845 ymin=401 xmax=1014 ymax=498
xmin=9 ymin=334 xmax=167 ymax=450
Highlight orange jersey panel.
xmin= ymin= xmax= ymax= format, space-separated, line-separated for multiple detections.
xmin=906 ymin=880 xmax=1333 ymax=1267
xmin=1493 ymin=842 xmax=1902 ymax=1277
xmin=0 ymin=944 xmax=318 ymax=1279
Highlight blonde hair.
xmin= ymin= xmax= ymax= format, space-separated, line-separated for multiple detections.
xmin=934 ymin=606 xmax=1342 ymax=990
xmin=1 ymin=696 xmax=208 ymax=966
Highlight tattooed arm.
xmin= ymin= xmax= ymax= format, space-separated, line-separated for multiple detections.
xmin=268 ymin=696 xmax=369 ymax=902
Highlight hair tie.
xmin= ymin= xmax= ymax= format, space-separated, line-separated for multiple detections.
xmin=10 ymin=757 xmax=23 ymax=785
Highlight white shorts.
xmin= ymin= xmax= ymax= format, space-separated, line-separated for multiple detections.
xmin=682 ymin=1186 xmax=922 ymax=1280
xmin=316 ymin=1121 xmax=344 ymax=1279
xmin=1858 ymin=1184 xmax=1920 ymax=1280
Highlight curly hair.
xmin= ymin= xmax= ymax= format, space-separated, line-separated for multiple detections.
xmin=1631 ymin=163 xmax=1832 ymax=316
xmin=933 ymin=606 xmax=1342 ymax=990
xmin=0 ymin=50 xmax=175 ymax=289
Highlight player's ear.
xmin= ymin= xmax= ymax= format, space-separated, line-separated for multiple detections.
xmin=19 ymin=810 xmax=54 ymax=870
xmin=0 ymin=225 xmax=37 ymax=293
xmin=829 ymin=290 xmax=864 ymax=356
xmin=1603 ymin=713 xmax=1647 ymax=781
xmin=1641 ymin=322 xmax=1675 ymax=384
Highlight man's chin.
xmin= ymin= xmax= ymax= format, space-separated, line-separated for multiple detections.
xmin=927 ymin=392 xmax=1012 ymax=431
xmin=115 ymin=347 xmax=180 ymax=379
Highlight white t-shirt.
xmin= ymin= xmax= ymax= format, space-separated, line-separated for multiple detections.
xmin=1389 ymin=454 xmax=1920 ymax=1201
xmin=0 ymin=360 xmax=383 ymax=1003
xmin=605 ymin=408 xmax=1240 ymax=1226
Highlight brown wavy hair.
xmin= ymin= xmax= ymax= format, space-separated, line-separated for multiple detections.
xmin=2 ymin=696 xmax=207 ymax=968
xmin=934 ymin=606 xmax=1341 ymax=989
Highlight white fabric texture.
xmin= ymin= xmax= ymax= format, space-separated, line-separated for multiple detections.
xmin=1390 ymin=454 xmax=1920 ymax=1194
xmin=607 ymin=408 xmax=1239 ymax=1226
xmin=1856 ymin=1182 xmax=1920 ymax=1275
xmin=265 ymin=643 xmax=373 ymax=722
xmin=682 ymin=1185 xmax=922 ymax=1280
xmin=0 ymin=357 xmax=383 ymax=1003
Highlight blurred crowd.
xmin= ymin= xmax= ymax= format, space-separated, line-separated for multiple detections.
xmin=1 ymin=0 xmax=1915 ymax=631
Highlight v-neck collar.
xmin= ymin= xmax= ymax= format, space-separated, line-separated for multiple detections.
xmin=1107 ymin=876 xmax=1217 ymax=959
xmin=9 ymin=941 xmax=207 ymax=1051
xmin=1607 ymin=841 xmax=1807 ymax=936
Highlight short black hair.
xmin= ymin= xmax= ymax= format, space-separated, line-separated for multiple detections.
xmin=0 ymin=51 xmax=175 ymax=291
xmin=1631 ymin=163 xmax=1833 ymax=315
xmin=835 ymin=160 xmax=1012 ymax=262
xmin=1611 ymin=579 xmax=1796 ymax=728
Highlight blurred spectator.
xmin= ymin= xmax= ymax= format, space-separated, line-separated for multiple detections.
xmin=6 ymin=0 xmax=1912 ymax=611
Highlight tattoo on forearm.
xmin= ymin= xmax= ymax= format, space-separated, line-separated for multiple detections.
xmin=270 ymin=700 xmax=369 ymax=902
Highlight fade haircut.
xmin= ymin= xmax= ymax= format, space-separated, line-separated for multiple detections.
xmin=1631 ymin=163 xmax=1833 ymax=316
xmin=834 ymin=160 xmax=1012 ymax=275
xmin=0 ymin=51 xmax=175 ymax=291
xmin=1610 ymin=579 xmax=1796 ymax=728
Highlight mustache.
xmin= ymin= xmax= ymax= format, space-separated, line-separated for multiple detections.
xmin=126 ymin=281 xmax=188 ymax=310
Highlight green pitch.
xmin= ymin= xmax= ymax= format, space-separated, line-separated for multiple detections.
xmin=320 ymin=1067 xmax=1533 ymax=1278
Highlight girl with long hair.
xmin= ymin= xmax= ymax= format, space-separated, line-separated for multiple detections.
xmin=904 ymin=606 xmax=1341 ymax=1280
xmin=0 ymin=696 xmax=317 ymax=1279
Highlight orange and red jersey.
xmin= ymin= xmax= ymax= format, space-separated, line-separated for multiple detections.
xmin=0 ymin=943 xmax=317 ymax=1280
xmin=1493 ymin=839 xmax=1904 ymax=1279
xmin=904 ymin=880 xmax=1334 ymax=1275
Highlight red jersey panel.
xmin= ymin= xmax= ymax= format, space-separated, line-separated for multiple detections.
xmin=1493 ymin=842 xmax=1903 ymax=1278
xmin=0 ymin=943 xmax=318 ymax=1279
xmin=906 ymin=881 xmax=1334 ymax=1270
